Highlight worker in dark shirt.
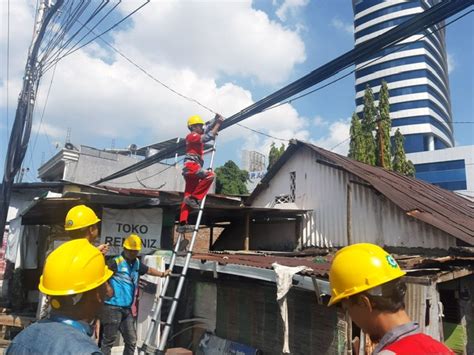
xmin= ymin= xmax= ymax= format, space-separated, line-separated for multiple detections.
xmin=7 ymin=239 xmax=113 ymax=354
xmin=99 ymin=234 xmax=171 ymax=355
xmin=328 ymin=243 xmax=453 ymax=355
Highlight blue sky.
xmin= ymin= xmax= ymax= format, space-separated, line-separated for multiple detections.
xmin=1 ymin=0 xmax=473 ymax=182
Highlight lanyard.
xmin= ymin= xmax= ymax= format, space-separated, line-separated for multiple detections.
xmin=49 ymin=315 xmax=93 ymax=336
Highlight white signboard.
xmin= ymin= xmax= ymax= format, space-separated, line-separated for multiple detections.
xmin=100 ymin=208 xmax=163 ymax=255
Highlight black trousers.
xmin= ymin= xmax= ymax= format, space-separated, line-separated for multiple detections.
xmin=100 ymin=305 xmax=137 ymax=355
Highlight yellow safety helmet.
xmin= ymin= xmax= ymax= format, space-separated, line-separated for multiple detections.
xmin=123 ymin=234 xmax=142 ymax=251
xmin=328 ymin=243 xmax=405 ymax=306
xmin=187 ymin=115 xmax=204 ymax=128
xmin=64 ymin=205 xmax=101 ymax=231
xmin=39 ymin=239 xmax=113 ymax=296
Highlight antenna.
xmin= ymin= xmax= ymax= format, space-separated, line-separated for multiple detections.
xmin=66 ymin=127 xmax=71 ymax=144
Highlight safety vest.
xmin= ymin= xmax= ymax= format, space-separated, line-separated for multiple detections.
xmin=105 ymin=255 xmax=140 ymax=308
xmin=383 ymin=333 xmax=454 ymax=354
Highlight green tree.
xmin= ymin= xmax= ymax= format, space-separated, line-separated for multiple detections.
xmin=375 ymin=81 xmax=392 ymax=169
xmin=348 ymin=112 xmax=365 ymax=161
xmin=361 ymin=85 xmax=377 ymax=165
xmin=392 ymin=129 xmax=415 ymax=177
xmin=268 ymin=142 xmax=286 ymax=169
xmin=215 ymin=160 xmax=249 ymax=195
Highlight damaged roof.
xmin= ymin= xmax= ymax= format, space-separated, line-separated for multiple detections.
xmin=247 ymin=140 xmax=474 ymax=246
xmin=179 ymin=249 xmax=474 ymax=280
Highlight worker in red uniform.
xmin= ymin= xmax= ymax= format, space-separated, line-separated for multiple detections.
xmin=177 ymin=114 xmax=224 ymax=233
xmin=328 ymin=243 xmax=453 ymax=355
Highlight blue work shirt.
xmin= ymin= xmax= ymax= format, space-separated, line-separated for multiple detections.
xmin=6 ymin=316 xmax=101 ymax=355
xmin=106 ymin=254 xmax=148 ymax=308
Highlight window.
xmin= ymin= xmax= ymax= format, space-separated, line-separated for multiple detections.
xmin=290 ymin=171 xmax=296 ymax=202
xmin=414 ymin=159 xmax=467 ymax=191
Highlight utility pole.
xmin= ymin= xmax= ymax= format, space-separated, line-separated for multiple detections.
xmin=0 ymin=0 xmax=64 ymax=241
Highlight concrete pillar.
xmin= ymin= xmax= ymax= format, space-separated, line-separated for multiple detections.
xmin=427 ymin=135 xmax=435 ymax=151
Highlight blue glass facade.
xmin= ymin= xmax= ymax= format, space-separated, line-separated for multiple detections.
xmin=414 ymin=159 xmax=467 ymax=190
xmin=353 ymin=0 xmax=454 ymax=153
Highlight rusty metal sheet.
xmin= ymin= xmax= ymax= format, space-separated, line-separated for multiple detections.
xmin=191 ymin=252 xmax=332 ymax=277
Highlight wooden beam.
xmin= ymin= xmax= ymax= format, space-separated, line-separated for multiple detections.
xmin=0 ymin=314 xmax=35 ymax=328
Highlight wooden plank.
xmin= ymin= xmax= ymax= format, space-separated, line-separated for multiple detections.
xmin=0 ymin=314 xmax=35 ymax=328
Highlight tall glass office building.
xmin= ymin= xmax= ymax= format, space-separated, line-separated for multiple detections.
xmin=352 ymin=0 xmax=454 ymax=154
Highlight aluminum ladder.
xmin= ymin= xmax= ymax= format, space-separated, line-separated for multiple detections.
xmin=140 ymin=141 xmax=217 ymax=354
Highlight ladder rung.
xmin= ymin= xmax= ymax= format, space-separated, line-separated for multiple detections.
xmin=159 ymin=295 xmax=178 ymax=302
xmin=170 ymin=273 xmax=183 ymax=278
xmin=172 ymin=250 xmax=193 ymax=257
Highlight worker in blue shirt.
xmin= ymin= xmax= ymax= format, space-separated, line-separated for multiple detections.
xmin=99 ymin=234 xmax=171 ymax=355
xmin=6 ymin=239 xmax=113 ymax=354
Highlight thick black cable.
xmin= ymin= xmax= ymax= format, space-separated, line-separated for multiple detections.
xmin=267 ymin=9 xmax=473 ymax=113
xmin=93 ymin=0 xmax=474 ymax=185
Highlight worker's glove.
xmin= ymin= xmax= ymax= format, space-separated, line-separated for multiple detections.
xmin=214 ymin=113 xmax=224 ymax=123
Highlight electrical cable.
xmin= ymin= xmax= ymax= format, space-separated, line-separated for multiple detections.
xmin=28 ymin=61 xmax=59 ymax=177
xmin=43 ymin=1 xmax=151 ymax=72
xmin=266 ymin=9 xmax=474 ymax=113
xmin=109 ymin=158 xmax=184 ymax=185
xmin=96 ymin=0 xmax=474 ymax=184
xmin=322 ymin=9 xmax=474 ymax=151
xmin=83 ymin=6 xmax=473 ymax=154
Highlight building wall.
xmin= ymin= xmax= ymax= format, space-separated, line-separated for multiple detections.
xmin=61 ymin=146 xmax=187 ymax=191
xmin=352 ymin=0 xmax=454 ymax=153
xmin=405 ymin=281 xmax=443 ymax=341
xmin=212 ymin=220 xmax=298 ymax=251
xmin=407 ymin=145 xmax=474 ymax=197
xmin=251 ymin=147 xmax=457 ymax=249
xmin=193 ymin=278 xmax=347 ymax=355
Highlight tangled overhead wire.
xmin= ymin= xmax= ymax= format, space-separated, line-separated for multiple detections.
xmin=37 ymin=1 xmax=150 ymax=73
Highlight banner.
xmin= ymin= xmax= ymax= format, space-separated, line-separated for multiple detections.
xmin=100 ymin=208 xmax=163 ymax=255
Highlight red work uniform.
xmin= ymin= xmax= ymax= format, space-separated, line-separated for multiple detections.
xmin=375 ymin=322 xmax=454 ymax=355
xmin=381 ymin=334 xmax=454 ymax=354
xmin=179 ymin=129 xmax=215 ymax=225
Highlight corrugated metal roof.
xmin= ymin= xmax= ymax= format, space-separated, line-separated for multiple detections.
xmin=185 ymin=250 xmax=474 ymax=279
xmin=191 ymin=251 xmax=332 ymax=277
xmin=248 ymin=140 xmax=474 ymax=246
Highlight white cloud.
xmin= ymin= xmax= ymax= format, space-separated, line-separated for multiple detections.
xmin=275 ymin=0 xmax=310 ymax=22
xmin=116 ymin=0 xmax=306 ymax=85
xmin=331 ymin=17 xmax=353 ymax=35
xmin=447 ymin=53 xmax=455 ymax=74
xmin=32 ymin=121 xmax=65 ymax=140
xmin=313 ymin=115 xmax=328 ymax=127
xmin=312 ymin=119 xmax=350 ymax=155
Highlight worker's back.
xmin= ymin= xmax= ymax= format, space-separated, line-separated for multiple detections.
xmin=7 ymin=318 xmax=101 ymax=354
